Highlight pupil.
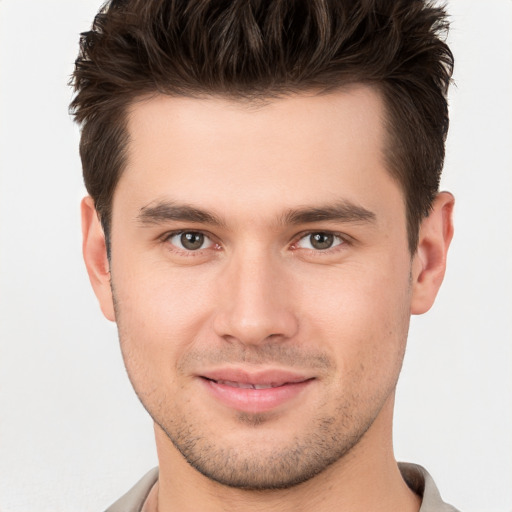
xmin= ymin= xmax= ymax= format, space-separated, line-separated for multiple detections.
xmin=181 ymin=232 xmax=204 ymax=250
xmin=311 ymin=233 xmax=333 ymax=250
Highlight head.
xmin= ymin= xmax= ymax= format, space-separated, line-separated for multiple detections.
xmin=73 ymin=0 xmax=454 ymax=493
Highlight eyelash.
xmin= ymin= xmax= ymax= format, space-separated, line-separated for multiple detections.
xmin=161 ymin=230 xmax=350 ymax=256
xmin=290 ymin=231 xmax=349 ymax=253
xmin=162 ymin=231 xmax=220 ymax=255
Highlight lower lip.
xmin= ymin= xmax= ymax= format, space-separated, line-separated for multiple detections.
xmin=201 ymin=378 xmax=313 ymax=414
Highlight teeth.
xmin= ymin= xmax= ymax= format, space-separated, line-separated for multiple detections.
xmin=216 ymin=380 xmax=280 ymax=389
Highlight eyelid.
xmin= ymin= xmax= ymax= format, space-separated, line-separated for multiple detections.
xmin=290 ymin=230 xmax=351 ymax=251
xmin=161 ymin=229 xmax=220 ymax=252
xmin=158 ymin=228 xmax=351 ymax=254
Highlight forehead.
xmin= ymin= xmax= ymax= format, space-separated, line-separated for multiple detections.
xmin=116 ymin=86 xmax=401 ymax=225
xmin=125 ymin=86 xmax=386 ymax=165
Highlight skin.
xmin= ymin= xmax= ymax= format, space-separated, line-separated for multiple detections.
xmin=82 ymin=86 xmax=454 ymax=512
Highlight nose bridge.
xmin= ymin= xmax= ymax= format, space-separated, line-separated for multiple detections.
xmin=213 ymin=243 xmax=298 ymax=344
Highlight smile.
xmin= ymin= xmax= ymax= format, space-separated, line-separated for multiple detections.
xmin=199 ymin=369 xmax=314 ymax=413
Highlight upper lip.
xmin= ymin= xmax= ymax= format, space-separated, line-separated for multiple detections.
xmin=199 ymin=367 xmax=313 ymax=387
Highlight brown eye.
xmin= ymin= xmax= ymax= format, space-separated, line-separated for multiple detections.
xmin=309 ymin=233 xmax=334 ymax=250
xmin=168 ymin=231 xmax=213 ymax=251
xmin=181 ymin=232 xmax=204 ymax=250
xmin=296 ymin=232 xmax=343 ymax=250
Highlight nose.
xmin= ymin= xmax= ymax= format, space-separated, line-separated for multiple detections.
xmin=213 ymin=249 xmax=299 ymax=346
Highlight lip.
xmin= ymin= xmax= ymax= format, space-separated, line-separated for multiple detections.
xmin=198 ymin=368 xmax=315 ymax=414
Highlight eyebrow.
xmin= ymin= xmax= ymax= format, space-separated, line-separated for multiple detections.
xmin=281 ymin=201 xmax=376 ymax=225
xmin=137 ymin=199 xmax=376 ymax=228
xmin=137 ymin=201 xmax=227 ymax=227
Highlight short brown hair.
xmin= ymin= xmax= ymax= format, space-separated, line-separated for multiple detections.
xmin=70 ymin=0 xmax=453 ymax=252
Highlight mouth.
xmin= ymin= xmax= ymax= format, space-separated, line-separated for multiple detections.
xmin=203 ymin=378 xmax=303 ymax=389
xmin=198 ymin=369 xmax=315 ymax=413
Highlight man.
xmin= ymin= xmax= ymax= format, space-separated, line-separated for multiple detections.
xmin=71 ymin=0 xmax=458 ymax=510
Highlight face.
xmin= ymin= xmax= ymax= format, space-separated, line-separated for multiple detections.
xmin=84 ymin=87 xmax=447 ymax=490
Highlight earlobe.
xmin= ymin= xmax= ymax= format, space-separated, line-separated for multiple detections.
xmin=81 ymin=196 xmax=116 ymax=322
xmin=410 ymin=191 xmax=454 ymax=315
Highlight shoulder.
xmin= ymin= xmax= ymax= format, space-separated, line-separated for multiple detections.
xmin=104 ymin=468 xmax=159 ymax=512
xmin=399 ymin=462 xmax=461 ymax=512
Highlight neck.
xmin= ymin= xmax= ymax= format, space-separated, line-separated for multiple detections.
xmin=150 ymin=396 xmax=420 ymax=512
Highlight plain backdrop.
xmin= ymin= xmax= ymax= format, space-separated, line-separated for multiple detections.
xmin=0 ymin=1 xmax=511 ymax=511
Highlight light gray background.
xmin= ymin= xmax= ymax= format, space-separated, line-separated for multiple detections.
xmin=0 ymin=1 xmax=511 ymax=511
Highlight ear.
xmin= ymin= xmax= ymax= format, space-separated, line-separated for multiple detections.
xmin=410 ymin=191 xmax=454 ymax=315
xmin=81 ymin=196 xmax=116 ymax=322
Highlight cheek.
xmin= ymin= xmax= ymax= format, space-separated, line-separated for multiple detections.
xmin=111 ymin=263 xmax=219 ymax=380
xmin=296 ymin=259 xmax=411 ymax=380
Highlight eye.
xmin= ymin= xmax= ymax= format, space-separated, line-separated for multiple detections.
xmin=295 ymin=232 xmax=344 ymax=250
xmin=167 ymin=231 xmax=215 ymax=251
